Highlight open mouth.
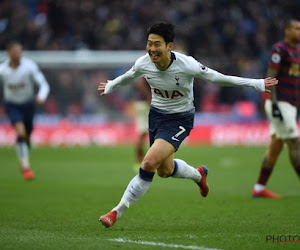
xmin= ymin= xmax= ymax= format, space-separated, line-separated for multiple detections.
xmin=149 ymin=52 xmax=159 ymax=60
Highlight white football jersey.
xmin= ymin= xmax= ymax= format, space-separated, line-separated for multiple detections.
xmin=0 ymin=57 xmax=50 ymax=104
xmin=105 ymin=51 xmax=264 ymax=113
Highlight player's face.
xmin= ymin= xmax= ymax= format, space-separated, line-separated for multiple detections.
xmin=8 ymin=44 xmax=22 ymax=62
xmin=286 ymin=21 xmax=300 ymax=43
xmin=147 ymin=34 xmax=172 ymax=64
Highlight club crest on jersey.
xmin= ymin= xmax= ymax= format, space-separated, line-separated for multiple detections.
xmin=200 ymin=64 xmax=208 ymax=73
xmin=154 ymin=88 xmax=184 ymax=99
xmin=175 ymin=77 xmax=180 ymax=85
xmin=271 ymin=53 xmax=281 ymax=63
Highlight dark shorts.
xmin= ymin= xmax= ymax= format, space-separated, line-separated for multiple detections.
xmin=148 ymin=106 xmax=194 ymax=151
xmin=4 ymin=101 xmax=35 ymax=135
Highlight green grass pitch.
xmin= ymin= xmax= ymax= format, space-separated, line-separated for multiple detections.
xmin=0 ymin=145 xmax=299 ymax=250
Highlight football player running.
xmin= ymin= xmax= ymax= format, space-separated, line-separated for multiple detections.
xmin=98 ymin=23 xmax=277 ymax=228
xmin=0 ymin=42 xmax=50 ymax=180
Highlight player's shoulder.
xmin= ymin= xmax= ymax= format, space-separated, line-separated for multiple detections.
xmin=135 ymin=53 xmax=151 ymax=64
xmin=173 ymin=51 xmax=196 ymax=61
xmin=21 ymin=58 xmax=41 ymax=73
xmin=172 ymin=51 xmax=200 ymax=73
xmin=21 ymin=57 xmax=38 ymax=67
xmin=0 ymin=59 xmax=9 ymax=72
xmin=134 ymin=53 xmax=154 ymax=71
xmin=271 ymin=41 xmax=289 ymax=54
xmin=173 ymin=51 xmax=199 ymax=65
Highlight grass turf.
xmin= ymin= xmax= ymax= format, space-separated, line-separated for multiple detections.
xmin=0 ymin=145 xmax=299 ymax=250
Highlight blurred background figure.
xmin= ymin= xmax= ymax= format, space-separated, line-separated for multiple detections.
xmin=0 ymin=41 xmax=50 ymax=180
xmin=133 ymin=77 xmax=151 ymax=173
xmin=252 ymin=19 xmax=300 ymax=198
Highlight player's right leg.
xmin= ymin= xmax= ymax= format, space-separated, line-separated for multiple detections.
xmin=158 ymin=156 xmax=209 ymax=197
xmin=99 ymin=138 xmax=175 ymax=228
xmin=252 ymin=135 xmax=283 ymax=198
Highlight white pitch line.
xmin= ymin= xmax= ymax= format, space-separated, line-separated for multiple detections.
xmin=109 ymin=238 xmax=221 ymax=250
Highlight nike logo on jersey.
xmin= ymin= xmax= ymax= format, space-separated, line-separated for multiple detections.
xmin=146 ymin=76 xmax=155 ymax=79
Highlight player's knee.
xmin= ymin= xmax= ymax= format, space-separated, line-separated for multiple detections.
xmin=141 ymin=157 xmax=159 ymax=172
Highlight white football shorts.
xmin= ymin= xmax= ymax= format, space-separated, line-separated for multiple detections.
xmin=265 ymin=99 xmax=298 ymax=139
xmin=134 ymin=101 xmax=149 ymax=134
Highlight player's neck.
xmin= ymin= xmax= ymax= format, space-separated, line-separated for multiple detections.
xmin=155 ymin=52 xmax=172 ymax=71
xmin=285 ymin=38 xmax=298 ymax=48
xmin=9 ymin=59 xmax=20 ymax=69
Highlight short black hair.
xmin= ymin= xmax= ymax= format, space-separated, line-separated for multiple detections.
xmin=284 ymin=19 xmax=300 ymax=29
xmin=147 ymin=22 xmax=175 ymax=44
xmin=6 ymin=41 xmax=22 ymax=50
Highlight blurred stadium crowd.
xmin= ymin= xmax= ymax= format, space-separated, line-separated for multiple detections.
xmin=0 ymin=0 xmax=299 ymax=121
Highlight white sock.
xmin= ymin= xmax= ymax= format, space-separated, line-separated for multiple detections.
xmin=16 ymin=140 xmax=30 ymax=169
xmin=172 ymin=159 xmax=201 ymax=182
xmin=254 ymin=184 xmax=265 ymax=192
xmin=112 ymin=173 xmax=153 ymax=219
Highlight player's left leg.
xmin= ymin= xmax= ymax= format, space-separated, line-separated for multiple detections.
xmin=285 ymin=137 xmax=300 ymax=180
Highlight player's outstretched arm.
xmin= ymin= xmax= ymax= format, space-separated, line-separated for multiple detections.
xmin=98 ymin=81 xmax=108 ymax=96
xmin=264 ymin=77 xmax=278 ymax=93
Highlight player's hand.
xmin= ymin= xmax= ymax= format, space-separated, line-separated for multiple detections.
xmin=264 ymin=77 xmax=278 ymax=93
xmin=98 ymin=81 xmax=108 ymax=96
xmin=272 ymin=103 xmax=283 ymax=121
xmin=35 ymin=97 xmax=45 ymax=105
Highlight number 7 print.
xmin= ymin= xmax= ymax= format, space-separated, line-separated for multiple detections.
xmin=171 ymin=126 xmax=186 ymax=142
